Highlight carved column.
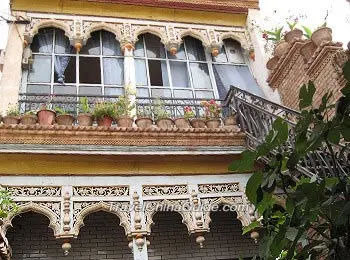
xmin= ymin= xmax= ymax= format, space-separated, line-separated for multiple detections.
xmin=123 ymin=41 xmax=137 ymax=117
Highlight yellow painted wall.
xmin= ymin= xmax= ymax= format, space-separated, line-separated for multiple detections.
xmin=0 ymin=154 xmax=242 ymax=175
xmin=11 ymin=0 xmax=247 ymax=27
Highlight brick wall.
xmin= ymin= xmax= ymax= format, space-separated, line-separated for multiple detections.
xmin=7 ymin=211 xmax=132 ymax=260
xmin=148 ymin=211 xmax=258 ymax=260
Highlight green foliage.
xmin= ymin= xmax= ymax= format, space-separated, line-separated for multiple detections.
xmin=25 ymin=110 xmax=37 ymax=116
xmin=153 ymin=98 xmax=170 ymax=120
xmin=6 ymin=104 xmax=20 ymax=117
xmin=230 ymin=61 xmax=350 ymax=259
xmin=79 ymin=97 xmax=90 ymax=114
xmin=115 ymin=94 xmax=135 ymax=118
xmin=54 ymin=106 xmax=73 ymax=115
xmin=301 ymin=26 xmax=313 ymax=39
xmin=263 ymin=26 xmax=284 ymax=42
xmin=92 ymin=101 xmax=116 ymax=119
xmin=137 ymin=105 xmax=153 ymax=118
xmin=0 ymin=187 xmax=18 ymax=219
xmin=286 ymin=20 xmax=298 ymax=30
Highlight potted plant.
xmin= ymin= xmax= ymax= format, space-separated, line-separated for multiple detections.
xmin=263 ymin=27 xmax=289 ymax=58
xmin=92 ymin=101 xmax=116 ymax=127
xmin=20 ymin=110 xmax=37 ymax=125
xmin=135 ymin=105 xmax=153 ymax=129
xmin=201 ymin=100 xmax=222 ymax=128
xmin=300 ymin=26 xmax=317 ymax=62
xmin=284 ymin=19 xmax=303 ymax=43
xmin=174 ymin=106 xmax=192 ymax=129
xmin=154 ymin=99 xmax=173 ymax=129
xmin=77 ymin=97 xmax=93 ymax=126
xmin=115 ymin=94 xmax=134 ymax=128
xmin=3 ymin=105 xmax=20 ymax=125
xmin=224 ymin=112 xmax=238 ymax=126
xmin=311 ymin=22 xmax=332 ymax=46
xmin=190 ymin=105 xmax=206 ymax=128
xmin=54 ymin=107 xmax=75 ymax=126
xmin=37 ymin=94 xmax=56 ymax=125
xmin=266 ymin=56 xmax=280 ymax=70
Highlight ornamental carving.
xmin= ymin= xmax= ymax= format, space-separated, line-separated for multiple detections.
xmin=198 ymin=183 xmax=240 ymax=194
xmin=142 ymin=185 xmax=188 ymax=196
xmin=72 ymin=186 xmax=129 ymax=197
xmin=5 ymin=186 xmax=61 ymax=197
xmin=144 ymin=199 xmax=195 ymax=234
xmin=72 ymin=201 xmax=131 ymax=236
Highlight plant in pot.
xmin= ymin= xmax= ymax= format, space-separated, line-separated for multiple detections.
xmin=135 ymin=105 xmax=153 ymax=129
xmin=201 ymin=100 xmax=222 ymax=128
xmin=77 ymin=97 xmax=93 ymax=126
xmin=224 ymin=112 xmax=237 ymax=126
xmin=54 ymin=106 xmax=75 ymax=126
xmin=20 ymin=110 xmax=37 ymax=125
xmin=284 ymin=19 xmax=303 ymax=43
xmin=92 ymin=100 xmax=116 ymax=127
xmin=263 ymin=26 xmax=289 ymax=58
xmin=3 ymin=104 xmax=20 ymax=125
xmin=154 ymin=99 xmax=173 ymax=129
xmin=300 ymin=25 xmax=317 ymax=62
xmin=311 ymin=22 xmax=332 ymax=46
xmin=37 ymin=94 xmax=56 ymax=125
xmin=174 ymin=106 xmax=193 ymax=129
xmin=115 ymin=94 xmax=135 ymax=128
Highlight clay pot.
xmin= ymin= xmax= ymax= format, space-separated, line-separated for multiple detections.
xmin=117 ymin=116 xmax=134 ymax=127
xmin=97 ymin=116 xmax=113 ymax=127
xmin=190 ymin=118 xmax=206 ymax=128
xmin=135 ymin=117 xmax=153 ymax=128
xmin=20 ymin=115 xmax=37 ymax=125
xmin=311 ymin=27 xmax=332 ymax=46
xmin=77 ymin=113 xmax=93 ymax=126
xmin=56 ymin=114 xmax=75 ymax=126
xmin=156 ymin=118 xmax=174 ymax=129
xmin=266 ymin=56 xmax=279 ymax=70
xmin=284 ymin=29 xmax=303 ymax=44
xmin=3 ymin=116 xmax=19 ymax=125
xmin=174 ymin=117 xmax=190 ymax=129
xmin=206 ymin=119 xmax=221 ymax=128
xmin=37 ymin=109 xmax=56 ymax=125
xmin=224 ymin=116 xmax=237 ymax=126
xmin=274 ymin=40 xmax=290 ymax=57
xmin=300 ymin=41 xmax=317 ymax=62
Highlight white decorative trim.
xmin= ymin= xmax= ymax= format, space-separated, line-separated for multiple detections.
xmin=142 ymin=185 xmax=188 ymax=196
xmin=198 ymin=183 xmax=240 ymax=194
xmin=72 ymin=186 xmax=129 ymax=197
xmin=5 ymin=186 xmax=61 ymax=197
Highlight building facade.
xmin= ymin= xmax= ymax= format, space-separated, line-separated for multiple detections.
xmin=0 ymin=1 xmax=265 ymax=260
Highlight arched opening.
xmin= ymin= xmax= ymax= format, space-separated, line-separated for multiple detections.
xmin=7 ymin=212 xmax=62 ymax=259
xmin=69 ymin=211 xmax=132 ymax=259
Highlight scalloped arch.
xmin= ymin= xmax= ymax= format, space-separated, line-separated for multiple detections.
xmin=72 ymin=201 xmax=131 ymax=237
xmin=1 ymin=202 xmax=61 ymax=236
xmin=179 ymin=30 xmax=210 ymax=47
xmin=83 ymin=22 xmax=122 ymax=43
xmin=30 ymin=20 xmax=73 ymax=41
xmin=219 ymin=32 xmax=249 ymax=50
xmin=133 ymin=28 xmax=167 ymax=45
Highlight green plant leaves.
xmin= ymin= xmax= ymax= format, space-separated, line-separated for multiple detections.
xmin=299 ymin=81 xmax=316 ymax=110
xmin=228 ymin=150 xmax=256 ymax=172
xmin=245 ymin=172 xmax=263 ymax=204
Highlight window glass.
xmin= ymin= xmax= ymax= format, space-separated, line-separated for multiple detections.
xmin=184 ymin=37 xmax=206 ymax=61
xmin=105 ymin=87 xmax=124 ymax=96
xmin=79 ymin=57 xmax=101 ymax=84
xmin=103 ymin=58 xmax=124 ymax=85
xmin=79 ymin=86 xmax=102 ymax=95
xmin=53 ymin=85 xmax=76 ymax=95
xmin=134 ymin=39 xmax=145 ymax=57
xmin=137 ymin=88 xmax=149 ymax=97
xmin=80 ymin=32 xmax=100 ymax=55
xmin=169 ymin=61 xmax=189 ymax=88
xmin=173 ymin=89 xmax=193 ymax=98
xmin=102 ymin=31 xmax=122 ymax=56
xmin=31 ymin=28 xmax=54 ymax=53
xmin=54 ymin=56 xmax=76 ymax=83
xmin=135 ymin=59 xmax=148 ymax=86
xmin=224 ymin=39 xmax=245 ymax=64
xmin=195 ymin=91 xmax=214 ymax=99
xmin=144 ymin=34 xmax=165 ymax=59
xmin=148 ymin=60 xmax=169 ymax=86
xmin=28 ymin=55 xmax=52 ymax=83
xmin=189 ymin=63 xmax=211 ymax=89
xmin=212 ymin=46 xmax=228 ymax=63
xmin=55 ymin=30 xmax=73 ymax=54
xmin=27 ymin=84 xmax=51 ymax=94
xmin=167 ymin=45 xmax=186 ymax=60
xmin=151 ymin=88 xmax=172 ymax=98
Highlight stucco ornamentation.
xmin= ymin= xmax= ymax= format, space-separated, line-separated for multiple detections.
xmin=5 ymin=186 xmax=62 ymax=197
xmin=72 ymin=186 xmax=129 ymax=197
xmin=142 ymin=185 xmax=188 ymax=196
xmin=198 ymin=183 xmax=240 ymax=194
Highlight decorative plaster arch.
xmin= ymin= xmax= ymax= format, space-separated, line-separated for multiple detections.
xmin=144 ymin=199 xmax=195 ymax=235
xmin=83 ymin=22 xmax=122 ymax=43
xmin=1 ymin=202 xmax=61 ymax=237
xmin=179 ymin=29 xmax=210 ymax=48
xmin=25 ymin=19 xmax=73 ymax=43
xmin=219 ymin=32 xmax=250 ymax=51
xmin=133 ymin=28 xmax=168 ymax=45
xmin=202 ymin=197 xmax=252 ymax=230
xmin=72 ymin=201 xmax=131 ymax=237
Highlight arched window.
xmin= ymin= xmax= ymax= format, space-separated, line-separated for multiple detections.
xmin=26 ymin=28 xmax=124 ymax=96
xmin=212 ymin=39 xmax=263 ymax=98
xmin=134 ymin=34 xmax=214 ymax=99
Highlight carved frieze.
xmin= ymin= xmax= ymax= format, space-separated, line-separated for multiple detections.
xmin=73 ymin=186 xmax=129 ymax=197
xmin=142 ymin=185 xmax=188 ymax=196
xmin=5 ymin=186 xmax=61 ymax=197
xmin=198 ymin=183 xmax=240 ymax=194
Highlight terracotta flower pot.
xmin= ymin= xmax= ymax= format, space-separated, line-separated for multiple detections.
xmin=3 ymin=116 xmax=19 ymax=125
xmin=224 ymin=116 xmax=237 ymax=126
xmin=20 ymin=115 xmax=37 ymax=125
xmin=174 ymin=117 xmax=190 ymax=129
xmin=300 ymin=41 xmax=317 ymax=62
xmin=266 ymin=56 xmax=279 ymax=70
xmin=77 ymin=113 xmax=93 ymax=126
xmin=37 ymin=109 xmax=56 ymax=125
xmin=190 ymin=118 xmax=206 ymax=128
xmin=117 ymin=116 xmax=134 ymax=127
xmin=284 ymin=29 xmax=303 ymax=44
xmin=311 ymin=27 xmax=332 ymax=46
xmin=274 ymin=40 xmax=290 ymax=57
xmin=156 ymin=118 xmax=174 ymax=129
xmin=206 ymin=119 xmax=221 ymax=128
xmin=56 ymin=114 xmax=75 ymax=126
xmin=97 ymin=116 xmax=113 ymax=127
xmin=135 ymin=117 xmax=153 ymax=128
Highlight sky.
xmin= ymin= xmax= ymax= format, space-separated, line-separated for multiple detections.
xmin=0 ymin=0 xmax=349 ymax=49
